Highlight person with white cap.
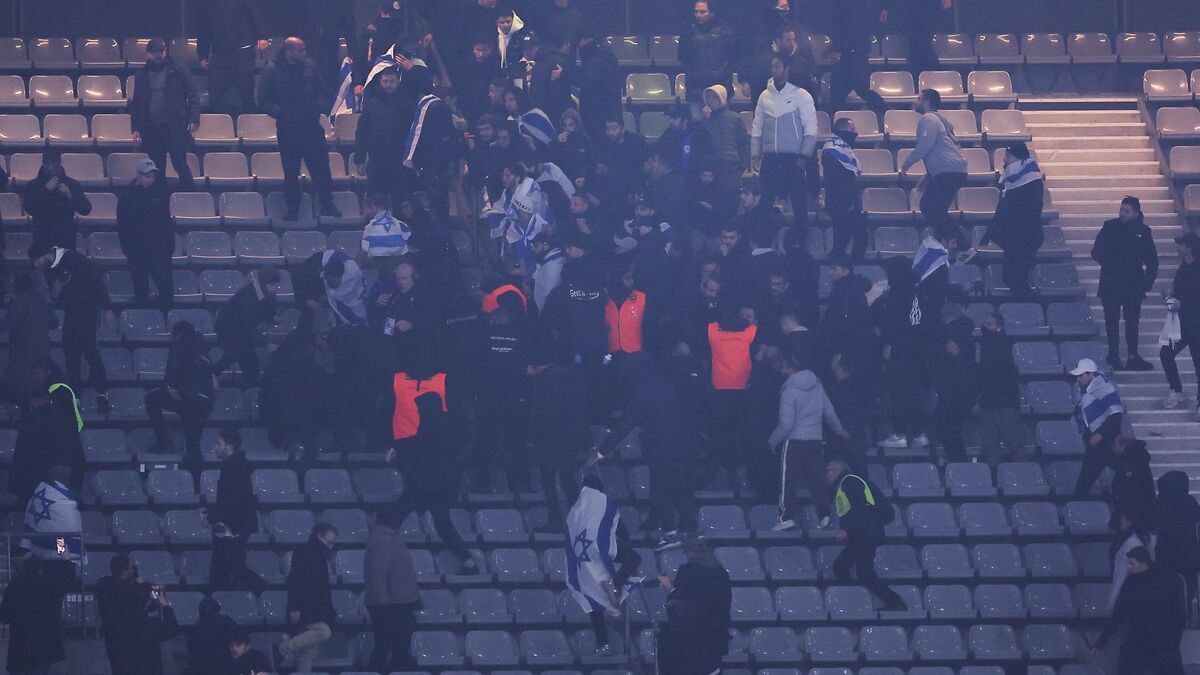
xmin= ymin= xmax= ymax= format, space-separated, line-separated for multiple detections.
xmin=116 ymin=159 xmax=174 ymax=309
xmin=1069 ymin=357 xmax=1126 ymax=495
xmin=700 ymin=84 xmax=750 ymax=186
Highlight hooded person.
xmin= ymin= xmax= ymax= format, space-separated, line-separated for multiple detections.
xmin=319 ymin=250 xmax=369 ymax=327
xmin=1156 ymin=470 xmax=1200 ymax=597
xmin=656 ymin=536 xmax=733 ymax=675
xmin=982 ymin=141 xmax=1044 ymax=298
xmin=875 ymin=256 xmax=929 ymax=450
xmin=701 ymin=84 xmax=750 ymax=184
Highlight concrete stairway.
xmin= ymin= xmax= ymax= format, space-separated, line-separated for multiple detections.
xmin=1028 ymin=104 xmax=1200 ymax=486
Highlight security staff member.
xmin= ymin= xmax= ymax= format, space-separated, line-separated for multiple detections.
xmin=605 ymin=278 xmax=647 ymax=354
xmin=391 ymin=370 xmax=447 ymax=443
xmin=470 ymin=296 xmax=533 ymax=492
xmin=707 ymin=308 xmax=757 ymax=479
xmin=826 ymin=459 xmax=907 ymax=610
xmin=480 ymin=279 xmax=528 ymax=316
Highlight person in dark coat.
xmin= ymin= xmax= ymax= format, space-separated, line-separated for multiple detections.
xmin=24 ymin=151 xmax=92 ymax=252
xmin=1162 ymin=232 xmax=1200 ymax=413
xmin=822 ymin=117 xmax=868 ymax=263
xmin=982 ymin=142 xmax=1044 ymax=298
xmin=826 ymin=458 xmax=907 ymax=609
xmin=655 ymin=537 xmax=732 ymax=674
xmin=213 ymin=269 xmax=280 ymax=383
xmin=280 ymin=523 xmax=338 ymax=672
xmin=819 ymin=255 xmax=875 ymax=372
xmin=1156 ymin=470 xmax=1200 ymax=603
xmin=11 ymin=358 xmax=85 ymax=505
xmin=542 ymin=248 xmax=609 ymax=391
xmin=0 ymin=557 xmax=68 ymax=675
xmin=294 ymin=0 xmax=358 ymax=87
xmin=129 ymin=39 xmax=200 ymax=189
xmin=260 ymin=326 xmax=335 ymax=451
xmin=355 ymin=68 xmax=411 ymax=211
xmin=574 ymin=34 xmax=623 ymax=139
xmin=527 ymin=346 xmax=588 ymax=532
xmin=827 ymin=0 xmax=886 ymax=112
xmin=1091 ymin=195 xmax=1158 ymax=370
xmin=367 ymin=261 xmax=438 ymax=372
xmin=469 ymin=298 xmax=534 ymax=491
xmin=596 ymin=352 xmax=698 ymax=549
xmin=227 ymin=631 xmax=273 ymax=675
xmin=1092 ymin=545 xmax=1187 ymax=675
xmin=41 ymin=244 xmax=112 ymax=412
xmin=0 ymin=273 xmax=54 ymax=403
xmin=529 ymin=43 xmax=573 ymax=124
xmin=874 ymin=257 xmax=928 ymax=450
xmin=197 ymin=0 xmax=268 ymax=116
xmin=206 ymin=427 xmax=267 ymax=593
xmin=257 ymin=37 xmax=339 ymax=220
xmin=403 ymin=90 xmax=462 ymax=223
xmin=364 ymin=506 xmax=421 ymax=672
xmin=145 ymin=321 xmax=214 ymax=468
xmin=929 ymin=303 xmax=978 ymax=462
xmin=1111 ymin=437 xmax=1156 ymax=531
xmin=977 ymin=312 xmax=1027 ymax=468
xmin=879 ymin=0 xmax=946 ymax=77
xmin=117 ymin=159 xmax=175 ymax=308
xmin=185 ymin=596 xmax=238 ymax=675
xmin=95 ymin=554 xmax=180 ymax=675
xmin=679 ymin=0 xmax=735 ymax=102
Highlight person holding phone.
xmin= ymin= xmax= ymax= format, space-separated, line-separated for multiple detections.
xmin=23 ymin=151 xmax=92 ymax=253
xmin=95 ymin=554 xmax=180 ymax=675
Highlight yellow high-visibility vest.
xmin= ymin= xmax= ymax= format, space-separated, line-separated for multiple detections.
xmin=834 ymin=473 xmax=875 ymax=518
xmin=48 ymin=382 xmax=83 ymax=432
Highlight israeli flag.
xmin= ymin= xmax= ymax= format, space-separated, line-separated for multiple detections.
xmin=363 ymin=45 xmax=397 ymax=91
xmin=566 ymin=486 xmax=622 ymax=615
xmin=1075 ymin=372 xmax=1124 ymax=433
xmin=20 ymin=480 xmax=83 ymax=561
xmin=912 ymin=235 xmax=949 ymax=284
xmin=518 ymin=108 xmax=557 ymax=147
xmin=330 ymin=57 xmax=358 ymax=118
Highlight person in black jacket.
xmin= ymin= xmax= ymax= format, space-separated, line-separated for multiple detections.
xmin=542 ymin=246 xmax=609 ymax=384
xmin=655 ymin=537 xmax=732 ymax=674
xmin=186 ymin=596 xmax=238 ymax=675
xmin=820 ymin=255 xmax=876 ymax=372
xmin=1091 ymin=546 xmax=1186 ymax=674
xmin=206 ymin=428 xmax=266 ymax=592
xmin=1092 ymin=195 xmax=1158 ymax=371
xmin=42 ymin=244 xmax=112 ymax=412
xmin=929 ymin=303 xmax=978 ymax=463
xmin=11 ymin=359 xmax=85 ymax=503
xmin=0 ymin=557 xmax=68 ymax=675
xmin=826 ymin=459 xmax=907 ymax=609
xmin=823 ymin=117 xmax=868 ymax=263
xmin=145 ymin=321 xmax=214 ymax=468
xmin=257 ymin=37 xmax=340 ymax=221
xmin=279 ymin=523 xmax=338 ymax=672
xmin=879 ymin=0 xmax=946 ymax=78
xmin=197 ymin=0 xmax=268 ymax=116
xmin=214 ymin=269 xmax=279 ymax=383
xmin=227 ymin=631 xmax=273 ymax=675
xmin=981 ymin=143 xmax=1044 ymax=299
xmin=1111 ymin=437 xmax=1156 ymax=531
xmin=595 ymin=352 xmax=698 ymax=550
xmin=1072 ymin=358 xmax=1126 ymax=496
xmin=827 ymin=0 xmax=886 ymax=112
xmin=130 ymin=39 xmax=200 ymax=189
xmin=875 ymin=257 xmax=928 ymax=450
xmin=1162 ymin=232 xmax=1200 ymax=413
xmin=355 ymin=68 xmax=411 ymax=211
xmin=977 ymin=312 xmax=1027 ymax=468
xmin=404 ymin=90 xmax=462 ymax=223
xmin=575 ymin=33 xmax=623 ymax=139
xmin=680 ymin=0 xmax=735 ymax=103
xmin=1156 ymin=470 xmax=1200 ymax=604
xmin=95 ymin=554 xmax=181 ymax=675
xmin=117 ymin=159 xmax=174 ymax=308
xmin=527 ymin=346 xmax=588 ymax=532
xmin=24 ymin=151 xmax=92 ymax=251
xmin=294 ymin=0 xmax=358 ymax=87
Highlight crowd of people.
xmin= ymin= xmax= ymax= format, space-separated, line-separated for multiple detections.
xmin=1 ymin=0 xmax=1200 ymax=672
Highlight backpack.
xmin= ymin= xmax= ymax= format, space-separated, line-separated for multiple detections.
xmin=866 ymin=479 xmax=896 ymax=525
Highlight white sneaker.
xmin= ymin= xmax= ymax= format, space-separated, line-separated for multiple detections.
xmin=880 ymin=434 xmax=908 ymax=448
xmin=1165 ymin=391 xmax=1184 ymax=409
xmin=772 ymin=519 xmax=797 ymax=531
xmin=912 ymin=434 xmax=931 ymax=448
xmin=818 ymin=515 xmax=832 ymax=529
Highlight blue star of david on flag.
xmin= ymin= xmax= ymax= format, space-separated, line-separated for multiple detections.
xmin=27 ymin=487 xmax=55 ymax=525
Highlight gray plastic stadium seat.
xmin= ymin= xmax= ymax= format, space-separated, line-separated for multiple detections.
xmin=1065 ymin=501 xmax=1111 ymax=535
xmin=0 ymin=75 xmax=28 ymax=108
xmin=1188 ymin=184 xmax=1200 ymax=220
xmin=1073 ymin=583 xmax=1111 ymax=618
xmin=112 ymin=510 xmax=163 ymax=544
xmin=946 ymin=462 xmax=996 ymax=497
xmin=148 ymin=469 xmax=199 ymax=505
xmin=245 ymin=552 xmax=283 ymax=584
xmin=1048 ymin=303 xmax=1097 ymax=337
xmin=258 ymin=589 xmax=287 ymax=624
xmin=332 ymin=589 xmax=363 ymax=624
xmin=185 ymin=231 xmax=235 ymax=266
xmin=963 ymin=148 xmax=993 ymax=181
xmin=1024 ymin=542 xmax=1077 ymax=578
xmin=974 ymin=34 xmax=1022 ymax=65
xmin=352 ymin=468 xmax=402 ymax=503
xmin=975 ymin=584 xmax=1026 ymax=619
xmin=8 ymin=153 xmax=45 ymax=184
xmin=251 ymin=152 xmax=285 ymax=187
xmin=133 ymin=348 xmax=168 ymax=379
xmin=1012 ymin=502 xmax=1063 ymax=536
xmin=491 ymin=548 xmax=542 ymax=584
xmin=266 ymin=191 xmax=315 ymax=227
xmin=193 ymin=113 xmax=236 ymax=147
xmin=520 ymin=629 xmax=573 ymax=666
xmin=211 ymin=591 xmax=260 ymax=625
xmin=715 ymin=547 xmax=765 ymax=582
xmin=231 ymin=233 xmax=282 ymax=266
xmin=727 ymin=586 xmax=774 ymax=623
xmin=921 ymin=543 xmax=973 ymax=580
xmin=1037 ymin=420 xmax=1083 ymax=456
xmin=1032 ymin=263 xmax=1081 ymax=297
xmin=893 ymin=463 xmax=943 ymax=498
xmin=932 ymin=33 xmax=976 ymax=65
xmin=697 ymin=505 xmax=748 ymax=539
xmin=170 ymin=592 xmax=203 ymax=625
xmin=875 ymin=545 xmax=922 ymax=580
xmin=476 ymin=508 xmax=528 ymax=542
xmin=119 ymin=309 xmax=169 ymax=342
xmin=267 ymin=509 xmax=315 ymax=544
xmin=981 ymin=109 xmax=1030 ymax=143
xmin=997 ymin=466 xmax=1048 ymax=499
xmin=29 ymin=75 xmax=78 ymax=109
xmin=871 ymin=71 xmax=917 ymax=105
xmin=861 ymin=626 xmax=911 ymax=662
xmin=237 ymin=113 xmax=277 ymax=146
xmin=925 ymin=585 xmax=976 ymax=619
xmin=1119 ymin=32 xmax=1165 ymax=64
xmin=304 ymin=468 xmax=354 ymax=503
xmin=82 ymin=428 xmax=128 ymax=463
xmin=911 ymin=626 xmax=966 ymax=662
xmin=1167 ymin=32 xmax=1200 ymax=63
xmin=320 ymin=509 xmax=367 ymax=544
xmin=1171 ymin=145 xmax=1200 ymax=181
xmin=862 ymin=187 xmax=912 ymax=221
xmin=805 ymin=627 xmax=856 ymax=664
xmin=1022 ymin=33 xmax=1070 ymax=64
xmin=254 ymin=469 xmax=302 ymax=504
xmin=80 ymin=76 xmax=126 ymax=110
xmin=0 ymin=38 xmax=29 ymax=70
xmin=1158 ymin=107 xmax=1200 ymax=141
xmin=43 ymin=114 xmax=90 ymax=146
xmin=1025 ymin=583 xmax=1075 ymax=619
xmin=969 ymin=624 xmax=1021 ymax=661
xmin=170 ymin=192 xmax=219 ymax=227
xmin=873 ymin=226 xmax=921 ymax=258
xmin=0 ymin=115 xmax=43 ymax=147
xmin=94 ymin=469 xmax=147 ymax=505
xmin=179 ymin=551 xmax=210 ymax=585
xmin=88 ymin=231 xmax=126 ymax=263
xmin=1145 ymin=69 xmax=1193 ymax=103
xmin=908 ymin=503 xmax=960 ymax=538
xmin=106 ymin=152 xmax=148 ymax=185
xmin=165 ymin=509 xmax=211 ymax=544
xmin=763 ymin=546 xmax=818 ymax=581
xmin=881 ymin=34 xmax=910 ymax=65
xmin=412 ymin=630 xmax=464 ymax=666
xmin=1014 ymin=342 xmax=1061 ymax=376
xmin=625 ymin=72 xmax=673 ymax=103
xmin=826 ymin=585 xmax=877 ymax=620
xmin=1026 ymin=382 xmax=1074 ymax=416
xmin=919 ymin=70 xmax=967 ymax=105
xmin=834 ymin=110 xmax=882 ymax=144
xmin=751 ymin=627 xmax=801 ymax=664
xmin=280 ymin=231 xmax=326 ymax=265
xmin=465 ymin=630 xmax=520 ymax=666
xmin=219 ymin=191 xmax=270 ymax=227
xmin=130 ymin=549 xmax=178 ymax=585
xmin=78 ymin=191 xmax=117 ymax=227
xmin=416 ymin=589 xmax=460 ymax=624
xmin=30 ymin=37 xmax=74 ymax=68
xmin=959 ymin=503 xmax=1012 ymax=537
xmin=1068 ymin=33 xmax=1116 ymax=64
xmin=856 ymin=149 xmax=898 ymax=183
xmin=77 ymin=37 xmax=124 ymax=70
xmin=606 ymin=35 xmax=651 ymax=66
xmin=61 ymin=152 xmax=106 ymax=188
xmin=511 ymin=589 xmax=559 ymax=624
xmin=774 ymin=586 xmax=826 ymax=622
xmin=973 ymin=543 xmax=1025 ymax=579
xmin=1024 ymin=624 xmax=1075 ymax=661
xmin=968 ymin=70 xmax=1017 ymax=104
xmin=333 ymin=549 xmax=364 ymax=584
xmin=203 ymin=152 xmax=253 ymax=188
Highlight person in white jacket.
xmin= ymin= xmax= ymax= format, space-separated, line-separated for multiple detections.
xmin=751 ymin=53 xmax=818 ymax=228
xmin=768 ymin=353 xmax=849 ymax=531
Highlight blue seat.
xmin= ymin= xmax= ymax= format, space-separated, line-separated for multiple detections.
xmin=997 ymin=462 xmax=1050 ymax=496
xmin=303 ymin=469 xmax=354 ymax=503
xmin=826 ymin=585 xmax=877 ymax=621
xmin=212 ymin=590 xmax=261 ymax=625
xmin=412 ymin=631 xmax=464 ymax=667
xmin=1026 ymin=382 xmax=1075 ymax=416
xmin=129 ymin=550 xmax=178 ymax=585
xmin=416 ymin=589 xmax=461 ymax=624
xmin=511 ymin=589 xmax=560 ymax=624
xmin=1065 ymin=501 xmax=1111 ymax=534
xmin=477 ymin=509 xmax=529 ymax=542
xmin=169 ymin=591 xmax=204 ymax=626
xmin=975 ymin=583 xmax=1027 ymax=619
xmin=945 ymin=462 xmax=996 ymax=497
xmin=774 ymin=586 xmax=827 ymax=622
xmin=913 ymin=625 xmax=967 ymax=662
xmin=1075 ymin=542 xmax=1114 ymax=579
xmin=320 ymin=508 xmax=368 ymax=544
xmin=875 ymin=544 xmax=922 ymax=579
xmin=921 ymin=544 xmax=974 ymax=579
xmin=714 ymin=547 xmax=765 ymax=582
xmin=959 ymin=503 xmax=1012 ymax=537
xmin=491 ymin=548 xmax=543 ymax=584
xmin=697 ymin=505 xmax=749 ymax=539
xmin=332 ymin=589 xmax=363 ymax=623
xmin=164 ymin=509 xmax=210 ymax=544
xmin=750 ymin=627 xmax=801 ymax=664
xmin=1025 ymin=583 xmax=1076 ymax=619
xmin=147 ymin=469 xmax=198 ymax=505
xmin=1012 ymin=502 xmax=1063 ymax=536
xmin=1073 ymin=583 xmax=1111 ymax=618
xmin=729 ymin=586 xmax=775 ymax=624
xmin=1037 ymin=421 xmax=1084 ymax=456
xmin=1032 ymin=264 xmax=1082 ymax=298
xmin=258 ymin=590 xmax=288 ymax=624
xmin=1024 ymin=542 xmax=1077 ymax=578
xmin=973 ymin=544 xmax=1026 ymax=579
xmin=999 ymin=303 xmax=1049 ymax=337
xmin=93 ymin=469 xmax=147 ymax=505
xmin=461 ymin=588 xmax=512 ymax=625
xmin=265 ymin=509 xmax=315 ymax=544
xmin=907 ymin=503 xmax=960 ymax=538
xmin=1014 ymin=342 xmax=1062 ymax=376
xmin=925 ymin=584 xmax=977 ymax=619
xmin=334 ymin=549 xmax=363 ymax=584
xmin=861 ymin=626 xmax=912 ymax=662
xmin=804 ymin=627 xmax=857 ymax=663
xmin=253 ymin=469 xmax=302 ymax=504
xmin=1023 ymin=624 xmax=1076 ymax=661
xmin=968 ymin=624 xmax=1022 ymax=661
xmin=352 ymin=468 xmax=402 ymax=503
xmin=892 ymin=463 xmax=943 ymax=498
xmin=465 ymin=630 xmax=520 ymax=667
xmin=520 ymin=629 xmax=574 ymax=666
xmin=111 ymin=510 xmax=163 ymax=544
xmin=1049 ymin=303 xmax=1097 ymax=337
xmin=179 ymin=550 xmax=211 ymax=586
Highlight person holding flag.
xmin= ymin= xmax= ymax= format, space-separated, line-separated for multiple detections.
xmin=403 ymin=90 xmax=463 ymax=222
xmin=912 ymin=225 xmax=953 ymax=329
xmin=1071 ymin=358 xmax=1127 ymax=495
xmin=565 ymin=472 xmax=643 ymax=656
xmin=20 ymin=464 xmax=83 ymax=564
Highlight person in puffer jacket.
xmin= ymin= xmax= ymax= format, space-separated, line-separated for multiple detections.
xmin=701 ymin=85 xmax=749 ymax=185
xmin=680 ymin=0 xmax=735 ymax=102
xmin=767 ymin=354 xmax=848 ymax=531
xmin=751 ymin=53 xmax=817 ymax=227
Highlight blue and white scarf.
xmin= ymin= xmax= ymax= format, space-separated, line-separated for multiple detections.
xmin=1074 ymin=372 xmax=1124 ymax=433
xmin=403 ymin=94 xmax=441 ymax=165
xmin=913 ymin=236 xmax=949 ymax=284
xmin=518 ymin=108 xmax=556 ymax=147
xmin=821 ymin=135 xmax=861 ymax=175
xmin=321 ymin=250 xmax=368 ymax=327
xmin=361 ymin=210 xmax=411 ymax=257
xmin=1000 ymin=157 xmax=1044 ymax=197
xmin=21 ymin=480 xmax=83 ymax=561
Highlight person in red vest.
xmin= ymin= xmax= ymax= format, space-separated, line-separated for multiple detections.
xmin=707 ymin=305 xmax=758 ymax=481
xmin=387 ymin=362 xmax=479 ymax=575
xmin=480 ymin=276 xmax=529 ymax=316
xmin=604 ymin=268 xmax=648 ymax=355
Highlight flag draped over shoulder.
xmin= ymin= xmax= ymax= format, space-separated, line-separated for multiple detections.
xmin=566 ymin=486 xmax=621 ymax=615
xmin=20 ymin=480 xmax=83 ymax=561
xmin=1000 ymin=157 xmax=1044 ymax=196
xmin=363 ymin=45 xmax=396 ymax=91
xmin=330 ymin=57 xmax=357 ymax=118
xmin=912 ymin=235 xmax=949 ymax=284
xmin=1075 ymin=372 xmax=1124 ymax=433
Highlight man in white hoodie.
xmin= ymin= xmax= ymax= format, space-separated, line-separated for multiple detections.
xmin=768 ymin=353 xmax=849 ymax=531
xmin=751 ymin=53 xmax=818 ymax=227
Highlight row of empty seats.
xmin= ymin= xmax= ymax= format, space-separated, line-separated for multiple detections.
xmin=0 ymin=36 xmax=323 ymax=72
xmin=0 ymin=112 xmax=294 ymax=147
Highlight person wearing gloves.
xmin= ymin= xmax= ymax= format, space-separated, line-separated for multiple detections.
xmin=1161 ymin=232 xmax=1200 ymax=415
xmin=751 ymin=53 xmax=818 ymax=228
xmin=768 ymin=353 xmax=849 ymax=531
xmin=981 ymin=142 xmax=1044 ymax=299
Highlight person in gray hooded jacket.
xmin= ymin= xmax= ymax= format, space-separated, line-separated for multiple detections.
xmin=768 ymin=353 xmax=848 ymax=531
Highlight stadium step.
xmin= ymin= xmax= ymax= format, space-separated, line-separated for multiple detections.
xmin=1045 ymin=175 xmax=1168 ymax=188
xmin=1032 ymin=135 xmax=1152 ymax=150
xmin=1027 ymin=121 xmax=1148 ymax=137
xmin=1037 ymin=160 xmax=1162 ymax=175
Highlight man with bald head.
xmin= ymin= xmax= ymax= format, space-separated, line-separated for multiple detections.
xmin=257 ymin=37 xmax=341 ymax=222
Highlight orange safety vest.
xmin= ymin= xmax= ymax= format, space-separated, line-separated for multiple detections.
xmin=392 ymin=372 xmax=448 ymax=440
xmin=481 ymin=284 xmax=528 ymax=314
xmin=708 ymin=322 xmax=757 ymax=390
xmin=604 ymin=291 xmax=646 ymax=353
